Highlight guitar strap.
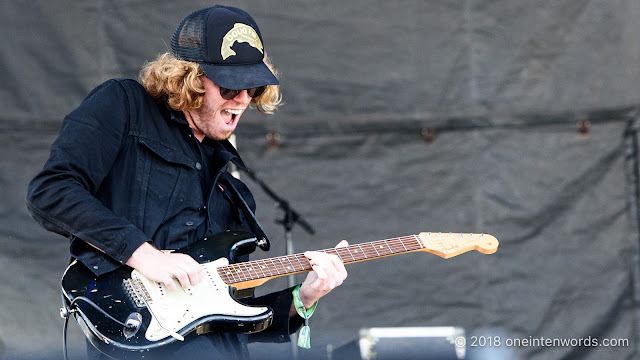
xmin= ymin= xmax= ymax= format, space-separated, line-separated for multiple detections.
xmin=223 ymin=173 xmax=271 ymax=252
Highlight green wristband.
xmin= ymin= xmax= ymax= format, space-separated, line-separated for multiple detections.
xmin=292 ymin=284 xmax=318 ymax=348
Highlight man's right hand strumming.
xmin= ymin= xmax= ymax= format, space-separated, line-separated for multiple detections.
xmin=126 ymin=242 xmax=205 ymax=291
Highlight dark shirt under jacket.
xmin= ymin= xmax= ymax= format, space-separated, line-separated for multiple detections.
xmin=26 ymin=79 xmax=301 ymax=359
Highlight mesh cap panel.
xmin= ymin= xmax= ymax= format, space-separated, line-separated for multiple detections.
xmin=171 ymin=8 xmax=208 ymax=62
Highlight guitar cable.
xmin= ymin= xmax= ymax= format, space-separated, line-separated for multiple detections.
xmin=60 ymin=291 xmax=137 ymax=360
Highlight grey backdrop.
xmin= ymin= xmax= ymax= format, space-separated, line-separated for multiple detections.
xmin=1 ymin=1 xmax=640 ymax=359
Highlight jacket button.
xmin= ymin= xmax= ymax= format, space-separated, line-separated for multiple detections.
xmin=186 ymin=221 xmax=194 ymax=226
xmin=195 ymin=162 xmax=202 ymax=170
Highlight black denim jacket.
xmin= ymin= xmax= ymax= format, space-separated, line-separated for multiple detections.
xmin=26 ymin=79 xmax=300 ymax=349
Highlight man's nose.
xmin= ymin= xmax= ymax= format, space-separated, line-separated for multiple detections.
xmin=234 ymin=90 xmax=251 ymax=103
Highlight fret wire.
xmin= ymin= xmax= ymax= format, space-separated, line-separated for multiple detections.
xmin=280 ymin=257 xmax=291 ymax=273
xmin=294 ymin=254 xmax=307 ymax=270
xmin=357 ymin=247 xmax=372 ymax=257
xmin=237 ymin=263 xmax=250 ymax=281
xmin=268 ymin=258 xmax=281 ymax=275
xmin=267 ymin=259 xmax=277 ymax=276
xmin=229 ymin=266 xmax=238 ymax=282
xmin=384 ymin=240 xmax=394 ymax=254
xmin=360 ymin=243 xmax=373 ymax=259
xmin=361 ymin=242 xmax=378 ymax=257
xmin=370 ymin=243 xmax=380 ymax=256
xmin=296 ymin=255 xmax=306 ymax=271
xmin=253 ymin=259 xmax=267 ymax=278
xmin=267 ymin=258 xmax=277 ymax=276
xmin=391 ymin=236 xmax=421 ymax=250
xmin=252 ymin=261 xmax=263 ymax=278
xmin=266 ymin=258 xmax=277 ymax=276
xmin=369 ymin=241 xmax=381 ymax=256
xmin=351 ymin=246 xmax=360 ymax=261
xmin=357 ymin=243 xmax=368 ymax=258
xmin=284 ymin=256 xmax=297 ymax=272
xmin=265 ymin=259 xmax=275 ymax=277
xmin=216 ymin=268 xmax=227 ymax=283
xmin=276 ymin=257 xmax=289 ymax=273
xmin=241 ymin=263 xmax=253 ymax=280
xmin=401 ymin=237 xmax=409 ymax=251
xmin=219 ymin=265 xmax=238 ymax=283
xmin=412 ymin=234 xmax=424 ymax=248
xmin=371 ymin=240 xmax=390 ymax=256
xmin=371 ymin=242 xmax=380 ymax=256
xmin=342 ymin=247 xmax=356 ymax=262
xmin=244 ymin=262 xmax=259 ymax=280
xmin=282 ymin=257 xmax=290 ymax=272
xmin=350 ymin=246 xmax=364 ymax=261
xmin=350 ymin=245 xmax=362 ymax=260
xmin=218 ymin=266 xmax=229 ymax=282
xmin=393 ymin=241 xmax=415 ymax=251
xmin=284 ymin=256 xmax=296 ymax=272
xmin=252 ymin=260 xmax=263 ymax=278
xmin=241 ymin=263 xmax=253 ymax=281
xmin=328 ymin=248 xmax=343 ymax=262
xmin=227 ymin=265 xmax=239 ymax=282
xmin=232 ymin=264 xmax=245 ymax=281
xmin=293 ymin=254 xmax=304 ymax=270
xmin=276 ymin=257 xmax=287 ymax=274
xmin=271 ymin=257 xmax=281 ymax=274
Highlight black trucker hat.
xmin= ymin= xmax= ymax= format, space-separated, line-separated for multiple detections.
xmin=171 ymin=5 xmax=279 ymax=90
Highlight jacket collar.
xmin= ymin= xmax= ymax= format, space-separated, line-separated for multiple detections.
xmin=165 ymin=104 xmax=248 ymax=171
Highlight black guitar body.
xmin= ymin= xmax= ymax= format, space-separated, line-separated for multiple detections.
xmin=61 ymin=231 xmax=273 ymax=359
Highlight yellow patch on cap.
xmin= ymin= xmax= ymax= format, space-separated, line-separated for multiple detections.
xmin=221 ymin=23 xmax=264 ymax=60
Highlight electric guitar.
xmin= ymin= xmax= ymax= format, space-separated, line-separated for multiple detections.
xmin=61 ymin=230 xmax=498 ymax=358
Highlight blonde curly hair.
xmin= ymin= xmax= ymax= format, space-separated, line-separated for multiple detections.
xmin=139 ymin=53 xmax=281 ymax=114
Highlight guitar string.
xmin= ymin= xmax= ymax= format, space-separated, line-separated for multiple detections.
xmin=217 ymin=235 xmax=427 ymax=283
xmin=217 ymin=235 xmax=471 ymax=283
xmin=217 ymin=234 xmax=484 ymax=283
xmin=219 ymin=236 xmax=420 ymax=279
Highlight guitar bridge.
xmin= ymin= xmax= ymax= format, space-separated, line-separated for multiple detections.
xmin=123 ymin=278 xmax=150 ymax=308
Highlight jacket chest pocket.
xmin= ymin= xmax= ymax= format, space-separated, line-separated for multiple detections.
xmin=138 ymin=138 xmax=203 ymax=230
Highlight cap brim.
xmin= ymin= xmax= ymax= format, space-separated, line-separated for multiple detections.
xmin=199 ymin=61 xmax=279 ymax=90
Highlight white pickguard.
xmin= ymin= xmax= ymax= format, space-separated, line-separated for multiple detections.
xmin=131 ymin=257 xmax=269 ymax=342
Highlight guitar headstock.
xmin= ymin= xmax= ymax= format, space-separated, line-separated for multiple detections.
xmin=418 ymin=232 xmax=499 ymax=259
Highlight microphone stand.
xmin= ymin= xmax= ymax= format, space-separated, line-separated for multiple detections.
xmin=240 ymin=168 xmax=315 ymax=264
xmin=240 ymin=168 xmax=315 ymax=359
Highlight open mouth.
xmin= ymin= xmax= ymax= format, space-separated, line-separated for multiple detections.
xmin=223 ymin=109 xmax=243 ymax=124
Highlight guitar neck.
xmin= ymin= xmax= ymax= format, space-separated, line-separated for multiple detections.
xmin=217 ymin=232 xmax=498 ymax=289
xmin=219 ymin=235 xmax=421 ymax=288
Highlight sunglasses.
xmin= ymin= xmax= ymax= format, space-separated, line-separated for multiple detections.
xmin=219 ymin=86 xmax=267 ymax=100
